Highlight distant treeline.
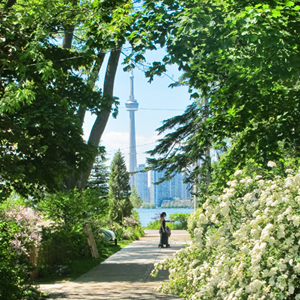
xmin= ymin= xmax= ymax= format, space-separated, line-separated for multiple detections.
xmin=140 ymin=200 xmax=193 ymax=209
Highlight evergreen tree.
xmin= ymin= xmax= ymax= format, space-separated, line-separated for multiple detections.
xmin=130 ymin=187 xmax=142 ymax=208
xmin=87 ymin=147 xmax=109 ymax=195
xmin=108 ymin=150 xmax=132 ymax=223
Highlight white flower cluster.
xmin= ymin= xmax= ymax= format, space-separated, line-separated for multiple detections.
xmin=152 ymin=166 xmax=300 ymax=300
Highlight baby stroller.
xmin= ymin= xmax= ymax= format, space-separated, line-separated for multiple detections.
xmin=159 ymin=226 xmax=171 ymax=248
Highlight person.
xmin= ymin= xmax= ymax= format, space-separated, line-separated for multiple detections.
xmin=159 ymin=212 xmax=173 ymax=248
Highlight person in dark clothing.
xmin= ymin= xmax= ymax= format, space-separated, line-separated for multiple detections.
xmin=159 ymin=212 xmax=173 ymax=248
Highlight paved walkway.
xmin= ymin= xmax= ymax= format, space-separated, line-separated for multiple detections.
xmin=39 ymin=230 xmax=191 ymax=300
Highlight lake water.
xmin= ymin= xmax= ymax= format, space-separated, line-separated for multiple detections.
xmin=135 ymin=208 xmax=194 ymax=227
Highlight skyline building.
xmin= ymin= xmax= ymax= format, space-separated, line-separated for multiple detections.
xmin=148 ymin=170 xmax=191 ymax=207
xmin=125 ymin=70 xmax=139 ymax=187
xmin=170 ymin=172 xmax=184 ymax=199
xmin=134 ymin=164 xmax=150 ymax=203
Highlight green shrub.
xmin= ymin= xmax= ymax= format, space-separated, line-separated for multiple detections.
xmin=108 ymin=221 xmax=125 ymax=240
xmin=145 ymin=219 xmax=161 ymax=230
xmin=122 ymin=213 xmax=144 ymax=240
xmin=145 ymin=219 xmax=179 ymax=230
xmin=0 ymin=220 xmax=25 ymax=300
xmin=36 ymin=188 xmax=110 ymax=278
xmin=38 ymin=188 xmax=108 ymax=227
xmin=145 ymin=213 xmax=191 ymax=230
xmin=37 ymin=226 xmax=90 ymax=277
xmin=169 ymin=213 xmax=190 ymax=229
xmin=0 ymin=199 xmax=43 ymax=300
xmin=124 ymin=225 xmax=144 ymax=240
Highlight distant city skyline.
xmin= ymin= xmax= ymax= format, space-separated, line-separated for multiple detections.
xmin=83 ymin=49 xmax=191 ymax=168
xmin=135 ymin=164 xmax=191 ymax=206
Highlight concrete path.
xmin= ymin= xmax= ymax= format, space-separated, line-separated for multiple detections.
xmin=39 ymin=230 xmax=191 ymax=300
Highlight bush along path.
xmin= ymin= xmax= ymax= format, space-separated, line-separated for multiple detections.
xmin=39 ymin=230 xmax=191 ymax=300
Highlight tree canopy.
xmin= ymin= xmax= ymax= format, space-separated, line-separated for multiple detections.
xmin=127 ymin=0 xmax=300 ymax=185
xmin=0 ymin=0 xmax=134 ymax=198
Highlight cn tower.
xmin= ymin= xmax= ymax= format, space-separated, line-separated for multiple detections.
xmin=125 ymin=70 xmax=139 ymax=187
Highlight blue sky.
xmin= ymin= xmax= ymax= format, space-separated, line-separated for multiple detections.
xmin=83 ymin=49 xmax=192 ymax=167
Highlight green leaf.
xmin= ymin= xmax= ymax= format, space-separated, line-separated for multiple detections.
xmin=285 ymin=1 xmax=294 ymax=7
xmin=272 ymin=9 xmax=281 ymax=17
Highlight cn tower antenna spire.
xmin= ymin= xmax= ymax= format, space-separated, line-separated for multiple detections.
xmin=130 ymin=69 xmax=134 ymax=100
xmin=125 ymin=69 xmax=139 ymax=187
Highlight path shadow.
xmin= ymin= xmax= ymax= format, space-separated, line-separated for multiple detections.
xmin=74 ymin=263 xmax=167 ymax=283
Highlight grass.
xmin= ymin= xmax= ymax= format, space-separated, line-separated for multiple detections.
xmin=33 ymin=240 xmax=132 ymax=284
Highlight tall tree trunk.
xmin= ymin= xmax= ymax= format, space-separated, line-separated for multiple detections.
xmin=77 ymin=52 xmax=106 ymax=128
xmin=62 ymin=26 xmax=75 ymax=49
xmin=59 ymin=0 xmax=122 ymax=190
xmin=60 ymin=0 xmax=79 ymax=190
xmin=76 ymin=48 xmax=122 ymax=189
xmin=62 ymin=0 xmax=77 ymax=49
xmin=4 ymin=0 xmax=16 ymax=10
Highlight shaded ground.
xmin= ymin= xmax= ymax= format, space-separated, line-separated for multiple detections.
xmin=39 ymin=230 xmax=191 ymax=300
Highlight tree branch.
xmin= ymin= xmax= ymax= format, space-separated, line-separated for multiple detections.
xmin=77 ymin=52 xmax=106 ymax=128
xmin=77 ymin=47 xmax=122 ymax=189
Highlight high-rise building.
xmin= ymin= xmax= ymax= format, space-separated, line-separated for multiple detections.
xmin=135 ymin=168 xmax=191 ymax=206
xmin=182 ymin=181 xmax=192 ymax=199
xmin=170 ymin=173 xmax=191 ymax=199
xmin=149 ymin=170 xmax=169 ymax=207
xmin=125 ymin=70 xmax=139 ymax=187
xmin=170 ymin=173 xmax=183 ymax=199
xmin=134 ymin=164 xmax=150 ymax=203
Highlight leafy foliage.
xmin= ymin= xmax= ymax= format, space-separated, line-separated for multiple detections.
xmin=38 ymin=188 xmax=108 ymax=227
xmin=0 ymin=0 xmax=135 ymax=197
xmin=38 ymin=226 xmax=90 ymax=278
xmin=0 ymin=0 xmax=99 ymax=196
xmin=169 ymin=213 xmax=189 ymax=230
xmin=128 ymin=0 xmax=300 ymax=187
xmin=141 ymin=202 xmax=156 ymax=209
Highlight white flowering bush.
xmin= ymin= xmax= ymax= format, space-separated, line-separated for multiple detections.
xmin=152 ymin=163 xmax=300 ymax=300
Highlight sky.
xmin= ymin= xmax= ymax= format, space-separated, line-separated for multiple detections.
xmin=82 ymin=49 xmax=192 ymax=167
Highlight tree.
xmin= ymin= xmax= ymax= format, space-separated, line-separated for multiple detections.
xmin=127 ymin=0 xmax=300 ymax=188
xmin=0 ymin=0 xmax=98 ymax=198
xmin=108 ymin=150 xmax=132 ymax=223
xmin=130 ymin=187 xmax=142 ymax=208
xmin=59 ymin=0 xmax=134 ymax=190
xmin=0 ymin=0 xmax=135 ymax=197
xmin=87 ymin=147 xmax=109 ymax=195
